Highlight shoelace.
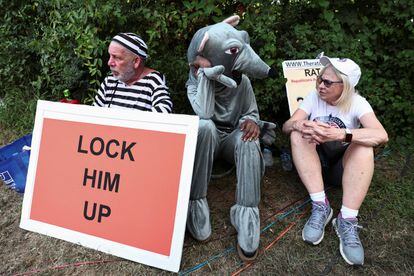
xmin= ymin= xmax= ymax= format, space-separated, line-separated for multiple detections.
xmin=308 ymin=202 xmax=329 ymax=229
xmin=340 ymin=219 xmax=363 ymax=246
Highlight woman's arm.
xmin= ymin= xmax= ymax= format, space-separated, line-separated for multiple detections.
xmin=282 ymin=108 xmax=311 ymax=134
xmin=298 ymin=112 xmax=389 ymax=146
xmin=348 ymin=112 xmax=389 ymax=147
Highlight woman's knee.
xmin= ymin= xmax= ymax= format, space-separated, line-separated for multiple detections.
xmin=343 ymin=144 xmax=374 ymax=169
xmin=290 ymin=130 xmax=305 ymax=147
xmin=345 ymin=143 xmax=374 ymax=160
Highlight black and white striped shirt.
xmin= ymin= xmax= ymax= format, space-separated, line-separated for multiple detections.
xmin=93 ymin=71 xmax=173 ymax=113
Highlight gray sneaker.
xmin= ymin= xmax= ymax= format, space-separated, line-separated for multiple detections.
xmin=332 ymin=216 xmax=364 ymax=265
xmin=302 ymin=201 xmax=333 ymax=245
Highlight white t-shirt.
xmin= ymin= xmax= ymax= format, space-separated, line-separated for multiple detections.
xmin=299 ymin=90 xmax=374 ymax=129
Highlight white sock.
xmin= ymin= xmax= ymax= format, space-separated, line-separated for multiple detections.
xmin=310 ymin=191 xmax=327 ymax=203
xmin=340 ymin=205 xmax=359 ymax=219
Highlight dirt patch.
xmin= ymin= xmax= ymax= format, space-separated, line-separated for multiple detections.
xmin=0 ymin=151 xmax=413 ymax=275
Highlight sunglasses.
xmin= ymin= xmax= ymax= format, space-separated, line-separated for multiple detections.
xmin=316 ymin=76 xmax=343 ymax=88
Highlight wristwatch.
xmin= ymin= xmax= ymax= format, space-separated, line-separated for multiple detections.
xmin=344 ymin=128 xmax=353 ymax=143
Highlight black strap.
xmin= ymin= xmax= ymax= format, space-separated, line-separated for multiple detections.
xmin=108 ymin=81 xmax=119 ymax=108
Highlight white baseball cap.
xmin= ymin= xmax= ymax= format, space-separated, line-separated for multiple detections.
xmin=320 ymin=56 xmax=361 ymax=88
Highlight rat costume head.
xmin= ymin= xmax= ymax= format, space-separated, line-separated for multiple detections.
xmin=187 ymin=15 xmax=275 ymax=85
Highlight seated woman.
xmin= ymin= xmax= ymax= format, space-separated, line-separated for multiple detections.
xmin=282 ymin=56 xmax=388 ymax=266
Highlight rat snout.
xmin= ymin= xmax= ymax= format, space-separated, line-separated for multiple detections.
xmin=232 ymin=44 xmax=271 ymax=79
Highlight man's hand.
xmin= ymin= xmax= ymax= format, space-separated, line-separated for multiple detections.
xmin=191 ymin=55 xmax=211 ymax=76
xmin=240 ymin=119 xmax=260 ymax=141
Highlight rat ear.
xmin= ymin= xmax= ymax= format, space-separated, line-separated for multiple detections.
xmin=197 ymin=32 xmax=209 ymax=53
xmin=222 ymin=15 xmax=240 ymax=26
xmin=240 ymin=30 xmax=250 ymax=44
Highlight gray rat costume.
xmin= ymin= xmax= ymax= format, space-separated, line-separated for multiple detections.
xmin=185 ymin=16 xmax=276 ymax=259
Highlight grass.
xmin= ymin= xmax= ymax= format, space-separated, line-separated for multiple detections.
xmin=0 ymin=138 xmax=413 ymax=275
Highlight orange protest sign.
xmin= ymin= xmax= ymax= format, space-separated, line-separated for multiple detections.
xmin=282 ymin=59 xmax=323 ymax=115
xmin=20 ymin=101 xmax=199 ymax=272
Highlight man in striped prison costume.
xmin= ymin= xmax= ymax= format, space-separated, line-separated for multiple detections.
xmin=94 ymin=33 xmax=172 ymax=113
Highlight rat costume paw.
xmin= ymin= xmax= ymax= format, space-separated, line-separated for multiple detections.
xmin=258 ymin=121 xmax=277 ymax=147
xmin=201 ymin=66 xmax=237 ymax=88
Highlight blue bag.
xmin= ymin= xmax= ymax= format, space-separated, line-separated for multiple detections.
xmin=0 ymin=133 xmax=32 ymax=161
xmin=0 ymin=150 xmax=30 ymax=193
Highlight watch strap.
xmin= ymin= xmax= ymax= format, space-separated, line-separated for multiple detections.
xmin=344 ymin=128 xmax=352 ymax=143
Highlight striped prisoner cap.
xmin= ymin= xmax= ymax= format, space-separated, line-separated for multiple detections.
xmin=112 ymin=33 xmax=148 ymax=59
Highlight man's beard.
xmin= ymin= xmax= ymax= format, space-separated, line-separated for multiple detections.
xmin=112 ymin=64 xmax=135 ymax=84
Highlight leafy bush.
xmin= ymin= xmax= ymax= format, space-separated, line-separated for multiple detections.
xmin=0 ymin=0 xmax=412 ymax=142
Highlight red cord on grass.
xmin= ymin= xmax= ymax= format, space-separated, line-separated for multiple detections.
xmin=262 ymin=194 xmax=308 ymax=223
xmin=184 ymin=195 xmax=309 ymax=249
xmin=231 ymin=211 xmax=308 ymax=276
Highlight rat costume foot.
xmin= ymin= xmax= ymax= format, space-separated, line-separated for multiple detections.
xmin=236 ymin=242 xmax=258 ymax=263
xmin=187 ymin=198 xmax=211 ymax=241
xmin=230 ymin=205 xmax=260 ymax=258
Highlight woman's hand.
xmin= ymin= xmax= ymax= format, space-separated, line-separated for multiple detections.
xmin=301 ymin=121 xmax=342 ymax=144
xmin=292 ymin=119 xmax=311 ymax=132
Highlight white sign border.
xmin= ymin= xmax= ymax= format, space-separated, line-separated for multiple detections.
xmin=282 ymin=59 xmax=323 ymax=116
xmin=20 ymin=100 xmax=199 ymax=272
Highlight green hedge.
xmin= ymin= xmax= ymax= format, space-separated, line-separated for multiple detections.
xmin=0 ymin=0 xmax=413 ymax=142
